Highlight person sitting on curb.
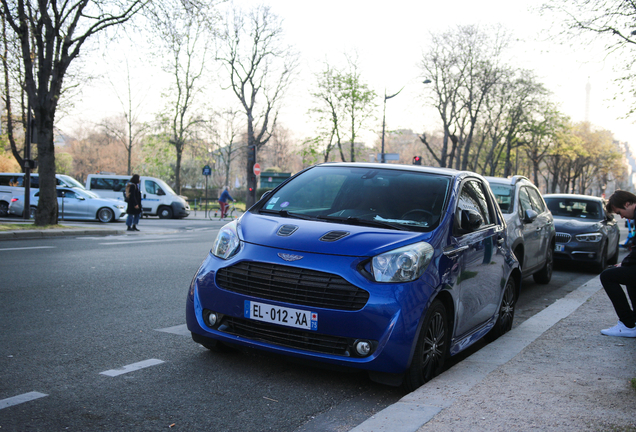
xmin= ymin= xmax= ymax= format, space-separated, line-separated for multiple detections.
xmin=601 ymin=190 xmax=636 ymax=337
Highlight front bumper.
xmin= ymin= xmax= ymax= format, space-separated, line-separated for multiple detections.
xmin=185 ymin=243 xmax=437 ymax=375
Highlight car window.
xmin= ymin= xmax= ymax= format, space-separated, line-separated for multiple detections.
xmin=527 ymin=187 xmax=547 ymax=213
xmin=456 ymin=179 xmax=492 ymax=227
xmin=57 ymin=190 xmax=77 ymax=199
xmin=259 ymin=166 xmax=451 ymax=231
xmin=488 ymin=183 xmax=514 ymax=214
xmin=145 ymin=180 xmax=164 ymax=195
xmin=518 ymin=187 xmax=533 ymax=217
xmin=544 ymin=198 xmax=603 ymax=220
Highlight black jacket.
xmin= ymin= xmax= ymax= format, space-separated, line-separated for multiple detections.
xmin=126 ymin=182 xmax=142 ymax=215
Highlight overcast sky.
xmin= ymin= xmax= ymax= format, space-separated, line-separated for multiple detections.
xmin=59 ymin=0 xmax=636 ymax=150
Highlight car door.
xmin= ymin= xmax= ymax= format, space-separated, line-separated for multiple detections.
xmin=517 ymin=186 xmax=542 ymax=271
xmin=526 ymin=187 xmax=553 ymax=268
xmin=141 ymin=179 xmax=162 ymax=215
xmin=57 ymin=189 xmax=86 ymax=219
xmin=453 ymin=178 xmax=506 ymax=337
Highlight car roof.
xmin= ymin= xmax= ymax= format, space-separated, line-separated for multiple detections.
xmin=314 ymin=162 xmax=479 ymax=179
xmin=484 ymin=175 xmax=531 ymax=186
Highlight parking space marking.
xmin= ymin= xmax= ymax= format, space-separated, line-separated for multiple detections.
xmin=99 ymin=359 xmax=165 ymax=377
xmin=0 ymin=392 xmax=48 ymax=410
xmin=155 ymin=324 xmax=190 ymax=336
xmin=0 ymin=246 xmax=55 ymax=252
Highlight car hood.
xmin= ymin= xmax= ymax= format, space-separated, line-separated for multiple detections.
xmin=238 ymin=212 xmax=432 ymax=257
xmin=552 ymin=216 xmax=603 ymax=233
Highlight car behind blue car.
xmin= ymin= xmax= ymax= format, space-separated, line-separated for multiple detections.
xmin=187 ymin=163 xmax=520 ymax=390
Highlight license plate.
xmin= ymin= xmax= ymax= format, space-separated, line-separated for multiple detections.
xmin=244 ymin=300 xmax=318 ymax=331
xmin=555 ymin=244 xmax=565 ymax=252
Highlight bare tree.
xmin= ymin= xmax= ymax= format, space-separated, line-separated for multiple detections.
xmin=217 ymin=4 xmax=298 ymax=207
xmin=1 ymin=0 xmax=147 ymax=225
xmin=148 ymin=2 xmax=215 ymax=194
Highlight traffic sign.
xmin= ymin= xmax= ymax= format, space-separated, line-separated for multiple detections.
xmin=202 ymin=165 xmax=212 ymax=176
xmin=253 ymin=163 xmax=261 ymax=176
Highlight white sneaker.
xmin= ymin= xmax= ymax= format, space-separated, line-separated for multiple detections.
xmin=601 ymin=321 xmax=636 ymax=337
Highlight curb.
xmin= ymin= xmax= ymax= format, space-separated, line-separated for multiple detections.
xmin=0 ymin=229 xmax=125 ymax=241
xmin=349 ymin=278 xmax=603 ymax=432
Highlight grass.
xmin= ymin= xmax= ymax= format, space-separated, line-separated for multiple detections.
xmin=0 ymin=223 xmax=86 ymax=231
xmin=631 ymin=378 xmax=636 ymax=391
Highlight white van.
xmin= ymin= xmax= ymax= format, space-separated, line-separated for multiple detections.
xmin=85 ymin=174 xmax=190 ymax=219
xmin=0 ymin=173 xmax=85 ymax=217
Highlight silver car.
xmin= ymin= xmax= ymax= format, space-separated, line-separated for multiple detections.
xmin=487 ymin=176 xmax=555 ymax=284
xmin=9 ymin=187 xmax=127 ymax=222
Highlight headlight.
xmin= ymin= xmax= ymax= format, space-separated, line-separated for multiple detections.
xmin=371 ymin=242 xmax=434 ymax=282
xmin=576 ymin=233 xmax=602 ymax=242
xmin=211 ymin=221 xmax=240 ymax=259
xmin=116 ymin=205 xmax=126 ymax=209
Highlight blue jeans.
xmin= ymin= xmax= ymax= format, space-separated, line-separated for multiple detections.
xmin=126 ymin=213 xmax=140 ymax=227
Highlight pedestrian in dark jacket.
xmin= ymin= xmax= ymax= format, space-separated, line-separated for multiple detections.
xmin=600 ymin=190 xmax=636 ymax=337
xmin=126 ymin=174 xmax=143 ymax=231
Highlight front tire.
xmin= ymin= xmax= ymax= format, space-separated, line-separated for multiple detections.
xmin=484 ymin=277 xmax=516 ymax=343
xmin=608 ymin=239 xmax=620 ymax=266
xmin=158 ymin=206 xmax=173 ymax=219
xmin=0 ymin=201 xmax=8 ymax=217
xmin=402 ymin=300 xmax=448 ymax=392
xmin=97 ymin=208 xmax=114 ymax=223
xmin=533 ymin=246 xmax=553 ymax=284
xmin=594 ymin=243 xmax=608 ymax=273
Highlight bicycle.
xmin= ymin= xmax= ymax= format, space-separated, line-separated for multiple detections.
xmin=209 ymin=201 xmax=237 ymax=221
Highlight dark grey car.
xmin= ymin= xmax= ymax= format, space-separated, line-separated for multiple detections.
xmin=543 ymin=193 xmax=620 ymax=273
xmin=487 ymin=176 xmax=555 ymax=284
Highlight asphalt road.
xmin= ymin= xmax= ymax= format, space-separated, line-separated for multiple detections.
xmin=0 ymin=218 xmax=627 ymax=431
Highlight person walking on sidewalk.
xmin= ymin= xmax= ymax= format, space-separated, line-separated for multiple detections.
xmin=601 ymin=190 xmax=636 ymax=337
xmin=126 ymin=174 xmax=143 ymax=232
xmin=218 ymin=186 xmax=234 ymax=220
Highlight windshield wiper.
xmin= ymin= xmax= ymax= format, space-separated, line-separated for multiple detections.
xmin=316 ymin=214 xmax=405 ymax=230
xmin=258 ymin=208 xmax=314 ymax=220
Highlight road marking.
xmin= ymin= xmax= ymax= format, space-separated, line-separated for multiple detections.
xmin=99 ymin=359 xmax=165 ymax=377
xmin=0 ymin=392 xmax=48 ymax=410
xmin=0 ymin=246 xmax=55 ymax=252
xmin=155 ymin=324 xmax=190 ymax=336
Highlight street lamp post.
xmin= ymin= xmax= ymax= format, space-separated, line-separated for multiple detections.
xmin=380 ymin=87 xmax=403 ymax=163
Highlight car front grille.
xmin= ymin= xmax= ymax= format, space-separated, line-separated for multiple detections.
xmin=555 ymin=232 xmax=572 ymax=243
xmin=216 ymin=262 xmax=369 ymax=311
xmin=219 ymin=316 xmax=350 ymax=355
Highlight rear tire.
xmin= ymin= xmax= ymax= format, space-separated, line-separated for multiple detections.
xmin=402 ymin=300 xmax=448 ymax=392
xmin=0 ymin=201 xmax=8 ymax=217
xmin=533 ymin=246 xmax=553 ymax=284
xmin=484 ymin=277 xmax=516 ymax=343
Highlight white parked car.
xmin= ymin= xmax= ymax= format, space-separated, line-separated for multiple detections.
xmin=9 ymin=187 xmax=127 ymax=222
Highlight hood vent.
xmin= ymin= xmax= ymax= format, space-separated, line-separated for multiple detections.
xmin=320 ymin=231 xmax=350 ymax=242
xmin=277 ymin=224 xmax=299 ymax=236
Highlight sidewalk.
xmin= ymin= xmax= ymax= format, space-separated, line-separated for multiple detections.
xmin=351 ymin=277 xmax=636 ymax=432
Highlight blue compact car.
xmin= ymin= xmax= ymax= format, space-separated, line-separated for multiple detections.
xmin=187 ymin=163 xmax=520 ymax=391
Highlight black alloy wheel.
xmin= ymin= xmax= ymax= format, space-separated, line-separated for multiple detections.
xmin=595 ymin=243 xmax=608 ymax=274
xmin=402 ymin=300 xmax=448 ymax=392
xmin=484 ymin=277 xmax=516 ymax=343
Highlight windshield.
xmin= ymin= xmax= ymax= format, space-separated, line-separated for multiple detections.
xmin=258 ymin=166 xmax=451 ymax=231
xmin=488 ymin=183 xmax=514 ymax=214
xmin=544 ymin=197 xmax=603 ymax=220
xmin=57 ymin=175 xmax=85 ymax=189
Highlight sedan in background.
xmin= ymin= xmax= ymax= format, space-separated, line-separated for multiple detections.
xmin=8 ymin=187 xmax=127 ymax=222
xmin=543 ymin=194 xmax=620 ymax=273
xmin=187 ymin=163 xmax=521 ymax=391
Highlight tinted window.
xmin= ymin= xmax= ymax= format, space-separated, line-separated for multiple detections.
xmin=145 ymin=180 xmax=163 ymax=195
xmin=518 ymin=187 xmax=533 ymax=217
xmin=544 ymin=198 xmax=602 ymax=220
xmin=457 ymin=180 xmax=492 ymax=226
xmin=91 ymin=177 xmax=127 ymax=191
xmin=527 ymin=187 xmax=547 ymax=213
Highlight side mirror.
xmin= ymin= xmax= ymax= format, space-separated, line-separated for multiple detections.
xmin=460 ymin=209 xmax=483 ymax=233
xmin=157 ymin=189 xmax=166 ymax=196
xmin=523 ymin=209 xmax=538 ymax=223
xmin=77 ymin=196 xmax=85 ymax=201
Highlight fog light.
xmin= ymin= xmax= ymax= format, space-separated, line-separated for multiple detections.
xmin=206 ymin=312 xmax=218 ymax=327
xmin=355 ymin=340 xmax=372 ymax=356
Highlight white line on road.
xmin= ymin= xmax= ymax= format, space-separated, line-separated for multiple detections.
xmin=0 ymin=392 xmax=48 ymax=410
xmin=155 ymin=324 xmax=190 ymax=336
xmin=0 ymin=246 xmax=55 ymax=252
xmin=100 ymin=359 xmax=165 ymax=377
